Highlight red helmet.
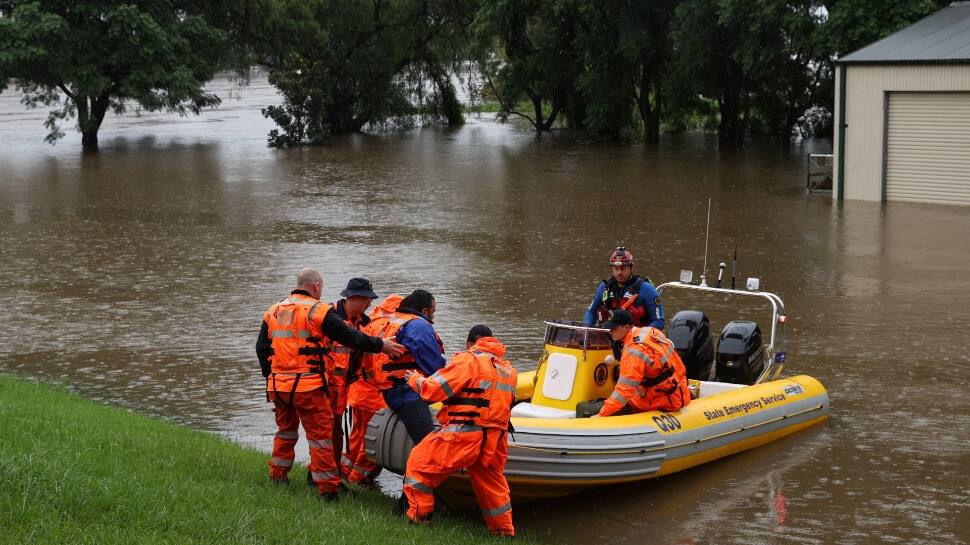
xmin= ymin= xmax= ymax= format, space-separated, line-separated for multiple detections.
xmin=609 ymin=247 xmax=634 ymax=266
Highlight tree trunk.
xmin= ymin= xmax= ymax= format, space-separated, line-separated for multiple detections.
xmin=430 ymin=69 xmax=463 ymax=127
xmin=648 ymin=69 xmax=662 ymax=141
xmin=566 ymin=90 xmax=587 ymax=131
xmin=637 ymin=66 xmax=654 ymax=141
xmin=718 ymin=78 xmax=743 ymax=148
xmin=79 ymin=93 xmax=111 ymax=152
xmin=532 ymin=95 xmax=546 ymax=132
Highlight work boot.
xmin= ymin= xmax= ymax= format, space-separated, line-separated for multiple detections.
xmin=408 ymin=513 xmax=432 ymax=526
xmin=320 ymin=491 xmax=339 ymax=503
xmin=395 ymin=494 xmax=409 ymax=516
xmin=354 ymin=477 xmax=379 ymax=491
xmin=306 ymin=469 xmax=314 ymax=487
xmin=269 ymin=476 xmax=290 ymax=485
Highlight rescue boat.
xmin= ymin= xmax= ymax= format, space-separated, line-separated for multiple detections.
xmin=366 ymin=281 xmax=829 ymax=500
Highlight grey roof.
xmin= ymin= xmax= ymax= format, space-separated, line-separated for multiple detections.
xmin=839 ymin=2 xmax=970 ymax=64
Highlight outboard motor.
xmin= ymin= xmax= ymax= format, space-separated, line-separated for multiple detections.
xmin=715 ymin=321 xmax=765 ymax=385
xmin=667 ymin=310 xmax=715 ymax=380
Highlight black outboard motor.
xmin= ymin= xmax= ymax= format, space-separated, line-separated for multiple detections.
xmin=715 ymin=321 xmax=765 ymax=385
xmin=667 ymin=310 xmax=715 ymax=380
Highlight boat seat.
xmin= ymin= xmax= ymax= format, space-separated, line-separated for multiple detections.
xmin=696 ymin=380 xmax=747 ymax=398
xmin=510 ymin=402 xmax=576 ymax=419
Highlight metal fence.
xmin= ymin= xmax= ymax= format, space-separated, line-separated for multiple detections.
xmin=806 ymin=154 xmax=833 ymax=192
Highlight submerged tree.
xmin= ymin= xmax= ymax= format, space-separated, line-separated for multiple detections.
xmin=569 ymin=0 xmax=676 ymax=141
xmin=720 ymin=0 xmax=825 ymax=145
xmin=0 ymin=1 xmax=233 ymax=151
xmin=256 ymin=0 xmax=476 ymax=147
xmin=472 ymin=0 xmax=580 ymax=132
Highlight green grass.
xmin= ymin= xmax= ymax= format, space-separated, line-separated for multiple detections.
xmin=0 ymin=375 xmax=534 ymax=544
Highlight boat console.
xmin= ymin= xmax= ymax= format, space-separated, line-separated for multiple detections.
xmin=511 ymin=281 xmax=789 ymax=419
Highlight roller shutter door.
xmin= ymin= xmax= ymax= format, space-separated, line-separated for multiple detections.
xmin=885 ymin=93 xmax=970 ymax=205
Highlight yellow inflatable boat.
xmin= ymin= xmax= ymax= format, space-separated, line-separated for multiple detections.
xmin=367 ymin=282 xmax=829 ymax=499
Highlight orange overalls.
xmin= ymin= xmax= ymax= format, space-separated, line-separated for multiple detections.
xmin=403 ymin=337 xmax=517 ymax=537
xmin=263 ymin=294 xmax=341 ymax=494
xmin=325 ymin=302 xmax=366 ymax=471
xmin=599 ymin=326 xmax=691 ymax=417
xmin=341 ymin=295 xmax=401 ymax=484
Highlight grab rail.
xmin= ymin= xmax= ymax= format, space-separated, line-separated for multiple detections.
xmin=655 ymin=282 xmax=788 ymax=384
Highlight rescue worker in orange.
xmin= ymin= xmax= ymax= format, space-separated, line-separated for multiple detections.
xmin=341 ymin=293 xmax=403 ymax=487
xmin=401 ymin=325 xmax=517 ymax=537
xmin=255 ymin=268 xmax=404 ymax=501
xmin=304 ymin=277 xmax=377 ymax=488
xmin=596 ymin=309 xmax=690 ymax=417
xmin=365 ymin=289 xmax=446 ymax=443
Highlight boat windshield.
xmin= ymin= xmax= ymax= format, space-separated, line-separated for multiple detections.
xmin=543 ymin=320 xmax=613 ymax=350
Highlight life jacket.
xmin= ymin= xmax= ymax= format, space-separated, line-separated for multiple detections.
xmin=325 ymin=300 xmax=369 ymax=387
xmin=626 ymin=327 xmax=690 ymax=411
xmin=596 ymin=275 xmax=653 ymax=326
xmin=346 ymin=294 xmax=404 ymax=387
xmin=364 ymin=312 xmax=441 ymax=390
xmin=262 ymin=294 xmax=333 ymax=394
xmin=438 ymin=343 xmax=518 ymax=430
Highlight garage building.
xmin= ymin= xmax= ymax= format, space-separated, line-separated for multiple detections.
xmin=834 ymin=2 xmax=970 ymax=205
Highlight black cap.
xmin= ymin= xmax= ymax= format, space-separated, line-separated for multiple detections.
xmin=340 ymin=277 xmax=378 ymax=299
xmin=600 ymin=309 xmax=633 ymax=330
xmin=467 ymin=324 xmax=493 ymax=344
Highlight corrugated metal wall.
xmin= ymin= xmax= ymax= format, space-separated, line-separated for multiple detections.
xmin=834 ymin=64 xmax=970 ymax=203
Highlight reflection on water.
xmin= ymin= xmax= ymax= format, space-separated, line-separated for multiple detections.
xmin=1 ymin=75 xmax=968 ymax=544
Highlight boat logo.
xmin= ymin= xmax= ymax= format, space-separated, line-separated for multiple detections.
xmin=550 ymin=369 xmax=559 ymax=379
xmin=783 ymin=384 xmax=804 ymax=396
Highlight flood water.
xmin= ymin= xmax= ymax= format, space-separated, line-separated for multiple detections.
xmin=1 ymin=74 xmax=968 ymax=545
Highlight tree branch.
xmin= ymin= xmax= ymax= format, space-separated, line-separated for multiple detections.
xmin=57 ymin=83 xmax=77 ymax=102
xmin=483 ymin=70 xmax=535 ymax=127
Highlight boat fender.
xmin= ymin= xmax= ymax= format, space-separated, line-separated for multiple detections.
xmin=576 ymin=399 xmax=605 ymax=418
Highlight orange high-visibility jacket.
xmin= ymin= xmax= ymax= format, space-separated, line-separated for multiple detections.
xmin=347 ymin=295 xmax=403 ymax=410
xmin=262 ymin=294 xmax=333 ymax=393
xmin=324 ymin=306 xmax=366 ymax=386
xmin=407 ymin=337 xmax=517 ymax=430
xmin=364 ymin=312 xmax=431 ymax=390
xmin=600 ymin=326 xmax=690 ymax=416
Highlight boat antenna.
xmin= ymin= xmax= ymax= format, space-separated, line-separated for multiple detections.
xmin=700 ymin=198 xmax=711 ymax=287
xmin=731 ymin=242 xmax=738 ymax=290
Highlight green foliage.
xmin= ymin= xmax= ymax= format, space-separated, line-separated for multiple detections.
xmin=258 ymin=0 xmax=476 ymax=147
xmin=821 ymin=0 xmax=952 ymax=57
xmin=0 ymin=375 xmax=539 ymax=544
xmin=1 ymin=0 xmax=958 ymax=150
xmin=0 ymin=1 xmax=232 ymax=150
xmin=472 ymin=0 xmax=579 ymax=132
xmin=721 ymin=0 xmax=826 ymax=143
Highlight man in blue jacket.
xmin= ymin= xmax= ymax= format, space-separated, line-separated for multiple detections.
xmin=584 ymin=247 xmax=665 ymax=329
xmin=382 ymin=289 xmax=447 ymax=443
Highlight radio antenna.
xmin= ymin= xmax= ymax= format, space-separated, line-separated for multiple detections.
xmin=700 ymin=198 xmax=711 ymax=287
xmin=731 ymin=242 xmax=738 ymax=290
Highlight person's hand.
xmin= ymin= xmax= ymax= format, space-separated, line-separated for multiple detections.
xmin=604 ymin=355 xmax=616 ymax=365
xmin=381 ymin=338 xmax=405 ymax=357
xmin=403 ymin=370 xmax=418 ymax=384
xmin=590 ymin=414 xmax=601 ymax=419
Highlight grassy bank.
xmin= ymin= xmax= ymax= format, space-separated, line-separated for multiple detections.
xmin=0 ymin=375 xmax=534 ymax=544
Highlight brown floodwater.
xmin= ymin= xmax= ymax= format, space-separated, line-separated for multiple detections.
xmin=1 ymin=74 xmax=968 ymax=544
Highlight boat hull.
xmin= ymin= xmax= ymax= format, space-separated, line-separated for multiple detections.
xmin=365 ymin=374 xmax=829 ymax=500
